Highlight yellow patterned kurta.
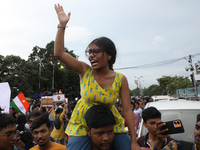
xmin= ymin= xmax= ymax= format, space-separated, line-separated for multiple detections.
xmin=65 ymin=67 xmax=126 ymax=136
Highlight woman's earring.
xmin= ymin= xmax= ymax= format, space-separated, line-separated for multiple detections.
xmin=108 ymin=57 xmax=111 ymax=61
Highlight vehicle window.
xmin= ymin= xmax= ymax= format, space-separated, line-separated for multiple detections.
xmin=140 ymin=109 xmax=200 ymax=142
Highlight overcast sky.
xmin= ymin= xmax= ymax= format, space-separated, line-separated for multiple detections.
xmin=0 ymin=0 xmax=200 ymax=90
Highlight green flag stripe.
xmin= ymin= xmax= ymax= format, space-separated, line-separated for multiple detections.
xmin=10 ymin=100 xmax=23 ymax=114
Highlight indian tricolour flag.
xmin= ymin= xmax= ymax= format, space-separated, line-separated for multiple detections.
xmin=10 ymin=92 xmax=30 ymax=114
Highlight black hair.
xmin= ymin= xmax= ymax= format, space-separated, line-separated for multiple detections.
xmin=131 ymin=101 xmax=135 ymax=108
xmin=197 ymin=114 xmax=200 ymax=122
xmin=31 ymin=114 xmax=50 ymax=131
xmin=16 ymin=114 xmax=28 ymax=131
xmin=28 ymin=110 xmax=42 ymax=120
xmin=56 ymin=108 xmax=63 ymax=114
xmin=85 ymin=105 xmax=116 ymax=129
xmin=0 ymin=113 xmax=16 ymax=131
xmin=86 ymin=37 xmax=117 ymax=70
xmin=134 ymin=101 xmax=140 ymax=105
xmin=142 ymin=107 xmax=161 ymax=123
xmin=41 ymin=107 xmax=47 ymax=113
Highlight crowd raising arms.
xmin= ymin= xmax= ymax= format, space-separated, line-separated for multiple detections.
xmin=54 ymin=3 xmax=141 ymax=150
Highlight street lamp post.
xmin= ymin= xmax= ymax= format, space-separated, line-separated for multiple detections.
xmin=39 ymin=58 xmax=44 ymax=90
xmin=52 ymin=62 xmax=55 ymax=90
xmin=135 ymin=76 xmax=143 ymax=97
xmin=185 ymin=55 xmax=197 ymax=96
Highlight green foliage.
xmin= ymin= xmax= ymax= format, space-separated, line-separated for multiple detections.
xmin=131 ymin=76 xmax=193 ymax=97
xmin=0 ymin=41 xmax=80 ymax=99
xmin=0 ymin=55 xmax=33 ymax=98
xmin=157 ymin=75 xmax=193 ymax=95
xmin=130 ymin=88 xmax=140 ymax=96
xmin=143 ymin=84 xmax=163 ymax=96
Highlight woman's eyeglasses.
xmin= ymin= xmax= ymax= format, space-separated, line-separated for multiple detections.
xmin=85 ymin=49 xmax=103 ymax=57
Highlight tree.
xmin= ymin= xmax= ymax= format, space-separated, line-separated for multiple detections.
xmin=28 ymin=41 xmax=80 ymax=98
xmin=1 ymin=55 xmax=34 ymax=98
xmin=0 ymin=41 xmax=80 ymax=99
xmin=157 ymin=75 xmax=193 ymax=95
xmin=143 ymin=84 xmax=162 ymax=96
xmin=130 ymin=88 xmax=140 ymax=96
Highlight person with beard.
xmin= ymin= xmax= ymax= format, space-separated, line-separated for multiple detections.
xmin=30 ymin=115 xmax=66 ymax=150
xmin=152 ymin=113 xmax=200 ymax=150
xmin=85 ymin=105 xmax=116 ymax=150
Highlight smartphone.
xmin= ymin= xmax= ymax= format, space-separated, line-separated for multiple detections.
xmin=160 ymin=119 xmax=185 ymax=135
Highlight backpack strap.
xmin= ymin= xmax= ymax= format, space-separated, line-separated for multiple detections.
xmin=178 ymin=140 xmax=193 ymax=150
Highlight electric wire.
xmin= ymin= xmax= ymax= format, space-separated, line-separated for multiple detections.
xmin=114 ymin=53 xmax=200 ymax=70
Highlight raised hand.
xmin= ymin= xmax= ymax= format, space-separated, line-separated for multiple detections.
xmin=54 ymin=4 xmax=71 ymax=26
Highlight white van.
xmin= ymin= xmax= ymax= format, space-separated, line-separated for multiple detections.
xmin=137 ymin=100 xmax=200 ymax=142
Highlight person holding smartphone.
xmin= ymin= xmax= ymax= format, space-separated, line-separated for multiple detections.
xmin=152 ymin=114 xmax=200 ymax=150
xmin=137 ymin=107 xmax=173 ymax=150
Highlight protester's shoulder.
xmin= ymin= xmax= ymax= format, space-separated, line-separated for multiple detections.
xmin=52 ymin=142 xmax=67 ymax=150
xmin=29 ymin=145 xmax=39 ymax=150
xmin=164 ymin=139 xmax=180 ymax=148
xmin=115 ymin=71 xmax=123 ymax=78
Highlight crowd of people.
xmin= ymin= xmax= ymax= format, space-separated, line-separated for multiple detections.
xmin=0 ymin=96 xmax=146 ymax=150
xmin=1 ymin=97 xmax=200 ymax=150
xmin=0 ymin=2 xmax=200 ymax=150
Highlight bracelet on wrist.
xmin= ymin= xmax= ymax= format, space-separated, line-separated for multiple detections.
xmin=57 ymin=24 xmax=68 ymax=31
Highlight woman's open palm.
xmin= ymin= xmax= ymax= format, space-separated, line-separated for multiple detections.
xmin=54 ymin=4 xmax=71 ymax=25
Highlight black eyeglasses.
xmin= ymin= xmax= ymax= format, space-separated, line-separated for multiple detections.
xmin=0 ymin=130 xmax=20 ymax=139
xmin=85 ymin=49 xmax=103 ymax=57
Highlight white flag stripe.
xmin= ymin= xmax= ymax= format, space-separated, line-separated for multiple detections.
xmin=13 ymin=96 xmax=26 ymax=114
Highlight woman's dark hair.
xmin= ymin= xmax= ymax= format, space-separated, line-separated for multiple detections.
xmin=86 ymin=37 xmax=117 ymax=70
